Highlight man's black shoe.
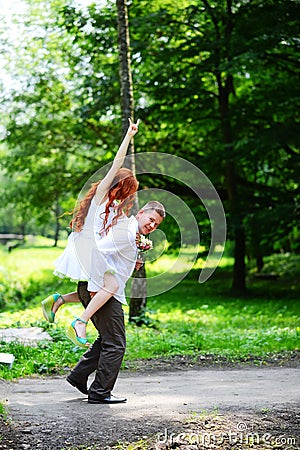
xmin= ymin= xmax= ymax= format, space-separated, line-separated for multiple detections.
xmin=88 ymin=395 xmax=127 ymax=404
xmin=66 ymin=375 xmax=88 ymax=395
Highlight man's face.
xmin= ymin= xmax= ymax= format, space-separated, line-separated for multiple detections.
xmin=136 ymin=209 xmax=163 ymax=235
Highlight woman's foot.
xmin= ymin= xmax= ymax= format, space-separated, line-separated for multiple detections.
xmin=52 ymin=295 xmax=65 ymax=314
xmin=66 ymin=318 xmax=90 ymax=348
xmin=41 ymin=293 xmax=65 ymax=323
xmin=73 ymin=319 xmax=87 ymax=340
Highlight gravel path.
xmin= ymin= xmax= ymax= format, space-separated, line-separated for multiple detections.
xmin=0 ymin=366 xmax=299 ymax=449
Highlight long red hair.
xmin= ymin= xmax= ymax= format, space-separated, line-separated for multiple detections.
xmin=70 ymin=168 xmax=139 ymax=233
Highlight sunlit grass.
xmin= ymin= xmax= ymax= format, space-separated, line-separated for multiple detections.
xmin=0 ymin=239 xmax=65 ymax=278
xmin=123 ymin=276 xmax=299 ymax=361
xmin=145 ymin=244 xmax=232 ymax=277
xmin=0 ymin=239 xmax=299 ymax=379
xmin=125 ymin=307 xmax=299 ymax=361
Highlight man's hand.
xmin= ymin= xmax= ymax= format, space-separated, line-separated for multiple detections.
xmin=135 ymin=256 xmax=144 ymax=271
xmin=136 ymin=232 xmax=141 ymax=246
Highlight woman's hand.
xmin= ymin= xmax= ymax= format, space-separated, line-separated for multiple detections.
xmin=127 ymin=118 xmax=140 ymax=137
xmin=94 ymin=118 xmax=140 ymax=203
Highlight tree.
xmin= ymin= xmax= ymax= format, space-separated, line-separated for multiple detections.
xmin=116 ymin=0 xmax=148 ymax=323
xmin=128 ymin=0 xmax=300 ymax=290
xmin=0 ymin=0 xmax=124 ymax=242
xmin=1 ymin=0 xmax=299 ymax=291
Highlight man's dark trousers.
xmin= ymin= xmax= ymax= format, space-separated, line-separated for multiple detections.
xmin=68 ymin=281 xmax=126 ymax=399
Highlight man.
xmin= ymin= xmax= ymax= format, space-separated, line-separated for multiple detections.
xmin=66 ymin=201 xmax=165 ymax=404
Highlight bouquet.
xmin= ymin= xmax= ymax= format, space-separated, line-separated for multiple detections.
xmin=136 ymin=234 xmax=153 ymax=252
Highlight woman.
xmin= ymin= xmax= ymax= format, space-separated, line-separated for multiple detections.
xmin=41 ymin=119 xmax=139 ymax=344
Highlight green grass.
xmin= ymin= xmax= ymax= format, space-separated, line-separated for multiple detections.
xmin=0 ymin=401 xmax=8 ymax=419
xmin=0 ymin=240 xmax=299 ymax=380
xmin=127 ymin=292 xmax=299 ymax=360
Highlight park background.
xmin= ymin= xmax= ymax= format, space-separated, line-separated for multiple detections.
xmin=0 ymin=0 xmax=299 ymax=379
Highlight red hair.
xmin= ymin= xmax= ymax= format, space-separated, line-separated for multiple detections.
xmin=70 ymin=168 xmax=138 ymax=233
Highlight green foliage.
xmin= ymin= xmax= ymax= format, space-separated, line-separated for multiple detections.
xmin=0 ymin=337 xmax=83 ymax=380
xmin=0 ymin=0 xmax=299 ymax=291
xmin=130 ymin=0 xmax=300 ymax=253
xmin=249 ymin=252 xmax=300 ymax=280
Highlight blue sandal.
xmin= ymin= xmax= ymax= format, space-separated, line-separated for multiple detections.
xmin=41 ymin=293 xmax=64 ymax=323
xmin=66 ymin=317 xmax=89 ymax=348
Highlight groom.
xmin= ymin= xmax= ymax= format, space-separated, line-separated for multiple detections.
xmin=66 ymin=200 xmax=165 ymax=404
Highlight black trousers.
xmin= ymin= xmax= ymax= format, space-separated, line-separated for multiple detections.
xmin=69 ymin=281 xmax=126 ymax=399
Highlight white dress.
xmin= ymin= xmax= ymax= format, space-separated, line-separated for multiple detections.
xmin=53 ymin=197 xmax=116 ymax=284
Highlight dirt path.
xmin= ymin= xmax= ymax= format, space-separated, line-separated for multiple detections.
xmin=0 ymin=366 xmax=299 ymax=449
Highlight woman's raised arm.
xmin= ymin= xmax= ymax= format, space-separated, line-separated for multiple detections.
xmin=95 ymin=118 xmax=139 ymax=203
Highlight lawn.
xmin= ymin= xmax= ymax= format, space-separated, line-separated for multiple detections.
xmin=0 ymin=238 xmax=299 ymax=379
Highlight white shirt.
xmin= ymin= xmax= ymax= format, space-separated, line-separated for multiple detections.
xmin=95 ymin=215 xmax=139 ymax=304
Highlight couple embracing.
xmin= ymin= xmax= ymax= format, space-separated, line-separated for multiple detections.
xmin=41 ymin=119 xmax=165 ymax=404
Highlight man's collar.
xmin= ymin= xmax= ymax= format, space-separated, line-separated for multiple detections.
xmin=129 ymin=215 xmax=139 ymax=233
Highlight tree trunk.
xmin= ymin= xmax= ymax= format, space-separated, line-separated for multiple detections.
xmin=128 ymin=264 xmax=147 ymax=325
xmin=232 ymin=225 xmax=246 ymax=291
xmin=116 ymin=0 xmax=147 ymax=323
xmin=256 ymin=255 xmax=264 ymax=272
xmin=218 ymin=75 xmax=246 ymax=292
xmin=225 ymin=159 xmax=246 ymax=291
xmin=116 ymin=0 xmax=134 ymax=166
xmin=212 ymin=1 xmax=247 ymax=292
xmin=53 ymin=199 xmax=61 ymax=247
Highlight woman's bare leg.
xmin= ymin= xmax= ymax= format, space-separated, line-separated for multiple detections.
xmin=74 ymin=273 xmax=119 ymax=340
xmin=52 ymin=292 xmax=80 ymax=314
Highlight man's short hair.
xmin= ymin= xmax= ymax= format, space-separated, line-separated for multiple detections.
xmin=141 ymin=201 xmax=166 ymax=219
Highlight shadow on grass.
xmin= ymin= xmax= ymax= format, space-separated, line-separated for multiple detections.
xmin=184 ymin=264 xmax=300 ymax=300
